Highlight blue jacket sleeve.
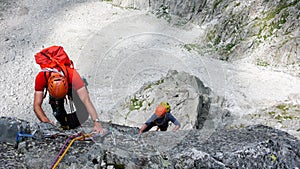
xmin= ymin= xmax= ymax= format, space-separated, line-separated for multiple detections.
xmin=145 ymin=114 xmax=157 ymax=126
xmin=167 ymin=113 xmax=180 ymax=126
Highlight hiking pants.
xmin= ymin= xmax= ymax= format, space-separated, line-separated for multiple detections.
xmin=49 ymin=96 xmax=80 ymax=129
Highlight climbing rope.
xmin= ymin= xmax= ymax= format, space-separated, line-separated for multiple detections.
xmin=51 ymin=133 xmax=92 ymax=169
xmin=49 ymin=133 xmax=79 ymax=169
xmin=51 ymin=128 xmax=113 ymax=169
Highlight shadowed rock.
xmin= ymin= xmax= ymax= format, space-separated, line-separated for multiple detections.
xmin=1 ymin=117 xmax=299 ymax=168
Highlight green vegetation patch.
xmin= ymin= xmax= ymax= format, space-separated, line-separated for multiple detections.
xmin=155 ymin=79 xmax=164 ymax=85
xmin=143 ymin=79 xmax=164 ymax=91
xmin=270 ymin=104 xmax=299 ymax=122
xmin=276 ymin=104 xmax=289 ymax=112
xmin=227 ymin=123 xmax=246 ymax=129
xmin=204 ymin=12 xmax=245 ymax=59
xmin=255 ymin=0 xmax=297 ymax=41
xmin=270 ymin=154 xmax=277 ymax=162
xmin=114 ymin=164 xmax=125 ymax=169
xmin=183 ymin=43 xmax=202 ymax=52
xmin=268 ymin=111 xmax=276 ymax=115
xmin=213 ymin=0 xmax=223 ymax=11
xmin=256 ymin=58 xmax=270 ymax=67
xmin=129 ymin=97 xmax=144 ymax=111
xmin=154 ymin=5 xmax=171 ymax=22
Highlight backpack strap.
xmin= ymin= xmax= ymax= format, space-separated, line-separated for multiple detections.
xmin=43 ymin=71 xmax=51 ymax=99
xmin=43 ymin=71 xmax=47 ymax=99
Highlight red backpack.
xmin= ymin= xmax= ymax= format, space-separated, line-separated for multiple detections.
xmin=35 ymin=45 xmax=74 ymax=69
xmin=35 ymin=46 xmax=74 ymax=98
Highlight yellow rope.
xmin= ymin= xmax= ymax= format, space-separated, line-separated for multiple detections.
xmin=51 ymin=133 xmax=92 ymax=169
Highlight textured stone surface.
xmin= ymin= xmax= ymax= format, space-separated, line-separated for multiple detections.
xmin=0 ymin=117 xmax=30 ymax=144
xmin=105 ymin=70 xmax=227 ymax=133
xmin=113 ymin=0 xmax=300 ymax=68
xmin=1 ymin=117 xmax=299 ymax=169
xmin=0 ymin=0 xmax=299 ymax=168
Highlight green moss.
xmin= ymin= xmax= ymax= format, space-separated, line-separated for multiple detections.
xmin=162 ymin=158 xmax=171 ymax=167
xmin=297 ymin=128 xmax=300 ymax=132
xmin=270 ymin=154 xmax=277 ymax=162
xmin=235 ymin=2 xmax=241 ymax=7
xmin=129 ymin=97 xmax=144 ymax=111
xmin=227 ymin=124 xmax=246 ymax=129
xmin=274 ymin=114 xmax=295 ymax=121
xmin=214 ymin=35 xmax=221 ymax=45
xmin=129 ymin=105 xmax=135 ymax=111
xmin=206 ymin=30 xmax=216 ymax=42
xmin=125 ymin=111 xmax=131 ymax=120
xmin=254 ymin=113 xmax=261 ymax=118
xmin=185 ymin=114 xmax=190 ymax=119
xmin=267 ymin=10 xmax=289 ymax=35
xmin=148 ymin=99 xmax=154 ymax=107
xmin=144 ymin=79 xmax=164 ymax=91
xmin=144 ymin=84 xmax=152 ymax=90
xmin=264 ymin=1 xmax=291 ymax=21
xmin=283 ymin=115 xmax=293 ymax=120
xmin=268 ymin=111 xmax=276 ymax=116
xmin=155 ymin=79 xmax=164 ymax=85
xmin=276 ymin=104 xmax=289 ymax=111
xmin=213 ymin=0 xmax=223 ymax=11
xmin=275 ymin=115 xmax=282 ymax=121
xmin=256 ymin=58 xmax=270 ymax=67
xmin=224 ymin=43 xmax=235 ymax=51
xmin=220 ymin=56 xmax=229 ymax=61
xmin=155 ymin=5 xmax=171 ymax=22
xmin=183 ymin=44 xmax=193 ymax=52
xmin=111 ymin=4 xmax=138 ymax=10
xmin=114 ymin=164 xmax=125 ymax=169
xmin=206 ymin=28 xmax=222 ymax=46
xmin=183 ymin=44 xmax=202 ymax=52
xmin=255 ymin=1 xmax=295 ymax=41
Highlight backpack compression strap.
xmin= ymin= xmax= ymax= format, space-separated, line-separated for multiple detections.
xmin=40 ymin=52 xmax=70 ymax=80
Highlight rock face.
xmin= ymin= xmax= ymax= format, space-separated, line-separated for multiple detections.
xmin=103 ymin=70 xmax=229 ymax=134
xmin=0 ymin=0 xmax=299 ymax=168
xmin=0 ymin=117 xmax=299 ymax=168
xmin=0 ymin=116 xmax=30 ymax=144
xmin=112 ymin=0 xmax=300 ymax=68
xmin=170 ymin=125 xmax=300 ymax=169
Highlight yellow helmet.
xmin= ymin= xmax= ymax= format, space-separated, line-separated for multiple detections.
xmin=160 ymin=102 xmax=170 ymax=112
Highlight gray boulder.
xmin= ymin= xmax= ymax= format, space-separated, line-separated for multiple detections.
xmin=0 ymin=116 xmax=30 ymax=144
xmin=104 ymin=70 xmax=229 ymax=135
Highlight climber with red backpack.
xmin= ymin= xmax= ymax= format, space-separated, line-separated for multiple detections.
xmin=138 ymin=102 xmax=180 ymax=134
xmin=33 ymin=46 xmax=104 ymax=133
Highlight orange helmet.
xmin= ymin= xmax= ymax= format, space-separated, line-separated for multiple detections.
xmin=47 ymin=72 xmax=68 ymax=99
xmin=155 ymin=104 xmax=167 ymax=117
